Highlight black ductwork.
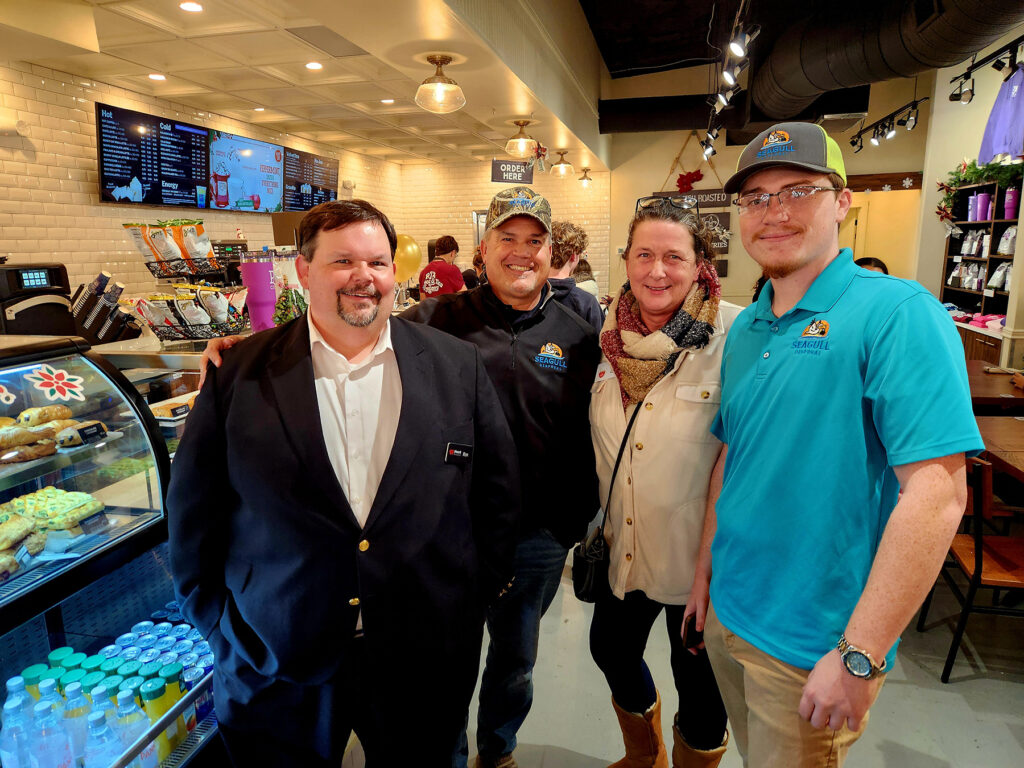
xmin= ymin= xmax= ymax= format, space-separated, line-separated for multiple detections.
xmin=752 ymin=0 xmax=1024 ymax=119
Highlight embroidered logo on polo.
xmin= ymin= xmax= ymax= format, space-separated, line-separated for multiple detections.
xmin=756 ymin=130 xmax=795 ymax=159
xmin=535 ymin=342 xmax=568 ymax=371
xmin=792 ymin=318 xmax=831 ymax=355
xmin=422 ymin=270 xmax=443 ymax=294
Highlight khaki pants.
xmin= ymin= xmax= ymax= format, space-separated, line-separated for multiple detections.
xmin=704 ymin=603 xmax=880 ymax=768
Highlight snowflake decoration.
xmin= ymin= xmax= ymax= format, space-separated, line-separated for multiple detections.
xmin=864 ymin=188 xmax=872 ymax=194
xmin=24 ymin=364 xmax=85 ymax=402
xmin=902 ymin=177 xmax=914 ymax=189
xmin=882 ymin=184 xmax=892 ymax=192
xmin=0 ymin=385 xmax=14 ymax=406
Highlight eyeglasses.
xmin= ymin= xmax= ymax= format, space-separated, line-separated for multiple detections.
xmin=732 ymin=186 xmax=838 ymax=216
xmin=636 ymin=195 xmax=700 ymax=216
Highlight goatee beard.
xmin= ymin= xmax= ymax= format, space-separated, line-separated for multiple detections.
xmin=336 ymin=287 xmax=382 ymax=328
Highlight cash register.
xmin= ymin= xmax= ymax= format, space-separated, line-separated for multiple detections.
xmin=0 ymin=263 xmax=76 ymax=335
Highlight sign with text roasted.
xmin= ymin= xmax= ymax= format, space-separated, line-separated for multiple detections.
xmin=651 ymin=188 xmax=731 ymax=209
xmin=491 ymin=159 xmax=534 ymax=184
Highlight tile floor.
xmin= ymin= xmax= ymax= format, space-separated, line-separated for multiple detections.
xmin=345 ymin=569 xmax=1024 ymax=767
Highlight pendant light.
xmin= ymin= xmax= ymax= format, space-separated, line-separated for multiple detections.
xmin=414 ymin=55 xmax=466 ymax=114
xmin=578 ymin=167 xmax=593 ymax=188
xmin=505 ymin=120 xmax=538 ymax=159
xmin=550 ymin=150 xmax=574 ymax=178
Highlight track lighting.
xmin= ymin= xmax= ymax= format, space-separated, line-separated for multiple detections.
xmin=851 ymin=97 xmax=928 ymax=149
xmin=992 ymin=58 xmax=1007 ymax=72
xmin=701 ymin=140 xmax=716 ymax=159
xmin=869 ymin=128 xmax=880 ymax=147
xmin=885 ymin=121 xmax=897 ymax=140
xmin=706 ymin=126 xmax=719 ymax=142
xmin=960 ymin=79 xmax=974 ymax=105
xmin=729 ymin=24 xmax=761 ymax=58
xmin=850 ymin=134 xmax=863 ymax=153
xmin=722 ymin=60 xmax=749 ymax=87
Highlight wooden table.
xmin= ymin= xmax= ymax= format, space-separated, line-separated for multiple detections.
xmin=976 ymin=416 xmax=1024 ymax=482
xmin=967 ymin=359 xmax=1024 ymax=415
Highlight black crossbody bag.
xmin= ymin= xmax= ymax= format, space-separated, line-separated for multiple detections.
xmin=572 ymin=401 xmax=644 ymax=603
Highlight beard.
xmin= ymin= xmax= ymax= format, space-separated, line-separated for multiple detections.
xmin=761 ymin=262 xmax=800 ymax=280
xmin=336 ymin=285 xmax=383 ymax=328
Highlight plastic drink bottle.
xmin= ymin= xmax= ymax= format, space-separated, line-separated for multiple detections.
xmin=88 ymin=685 xmax=118 ymax=738
xmin=31 ymin=699 xmax=73 ymax=768
xmin=0 ymin=699 xmax=32 ymax=767
xmin=38 ymin=678 xmax=65 ymax=719
xmin=62 ymin=681 xmax=92 ymax=767
xmin=20 ymin=665 xmax=48 ymax=700
xmin=157 ymin=663 xmax=187 ymax=749
xmin=115 ymin=689 xmax=159 ymax=768
xmin=4 ymin=676 xmax=35 ymax=721
xmin=138 ymin=679 xmax=175 ymax=762
xmin=82 ymin=711 xmax=123 ymax=767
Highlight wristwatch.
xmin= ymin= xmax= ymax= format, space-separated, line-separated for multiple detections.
xmin=837 ymin=634 xmax=887 ymax=680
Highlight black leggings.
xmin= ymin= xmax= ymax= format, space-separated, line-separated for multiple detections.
xmin=589 ymin=590 xmax=727 ymax=751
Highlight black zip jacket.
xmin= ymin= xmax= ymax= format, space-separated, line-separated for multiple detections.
xmin=402 ymin=284 xmax=600 ymax=547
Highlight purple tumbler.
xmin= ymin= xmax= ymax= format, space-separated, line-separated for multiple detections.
xmin=239 ymin=256 xmax=276 ymax=332
xmin=1005 ymin=187 xmax=1020 ymax=220
xmin=977 ymin=193 xmax=992 ymax=222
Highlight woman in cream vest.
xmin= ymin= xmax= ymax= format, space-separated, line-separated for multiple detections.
xmin=589 ymin=197 xmax=739 ymax=768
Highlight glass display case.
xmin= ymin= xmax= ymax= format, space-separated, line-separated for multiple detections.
xmin=0 ymin=335 xmax=169 ymax=634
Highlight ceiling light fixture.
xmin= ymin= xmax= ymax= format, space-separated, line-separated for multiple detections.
xmin=706 ymin=125 xmax=719 ymax=142
xmin=960 ymin=78 xmax=974 ymax=104
xmin=722 ymin=60 xmax=749 ymax=87
xmin=578 ymin=167 xmax=593 ymax=188
xmin=700 ymin=139 xmax=716 ymax=159
xmin=253 ymin=107 xmax=264 ymax=112
xmin=906 ymin=105 xmax=918 ymax=130
xmin=850 ymin=134 xmax=863 ymax=153
xmin=729 ymin=24 xmax=761 ymax=58
xmin=179 ymin=2 xmax=203 ymax=11
xmin=504 ymin=120 xmax=538 ymax=158
xmin=148 ymin=73 xmax=166 ymax=81
xmin=885 ymin=121 xmax=897 ymax=140
xmin=550 ymin=150 xmax=574 ymax=178
xmin=306 ymin=62 xmax=323 ymax=70
xmin=414 ymin=54 xmax=466 ymax=114
xmin=380 ymin=99 xmax=395 ymax=105
xmin=869 ymin=127 xmax=880 ymax=147
xmin=992 ymin=58 xmax=1008 ymax=72
xmin=949 ymin=81 xmax=963 ymax=102
xmin=850 ymin=96 xmax=928 ymax=150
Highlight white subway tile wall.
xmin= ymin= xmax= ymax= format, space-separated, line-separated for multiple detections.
xmin=0 ymin=60 xmax=611 ymax=297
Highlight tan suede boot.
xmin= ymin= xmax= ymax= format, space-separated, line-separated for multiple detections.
xmin=671 ymin=716 xmax=728 ymax=768
xmin=608 ymin=692 xmax=669 ymax=768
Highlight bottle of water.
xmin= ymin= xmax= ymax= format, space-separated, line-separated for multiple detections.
xmin=82 ymin=711 xmax=124 ymax=767
xmin=88 ymin=686 xmax=117 ymax=729
xmin=31 ymin=699 xmax=72 ymax=768
xmin=0 ymin=699 xmax=32 ymax=767
xmin=4 ymin=676 xmax=35 ymax=722
xmin=62 ymin=681 xmax=92 ymax=767
xmin=38 ymin=678 xmax=65 ymax=720
xmin=115 ymin=689 xmax=158 ymax=768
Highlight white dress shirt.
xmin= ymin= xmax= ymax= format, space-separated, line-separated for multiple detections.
xmin=308 ymin=315 xmax=403 ymax=528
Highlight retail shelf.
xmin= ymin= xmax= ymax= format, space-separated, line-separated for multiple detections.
xmin=954 ymin=321 xmax=1003 ymax=340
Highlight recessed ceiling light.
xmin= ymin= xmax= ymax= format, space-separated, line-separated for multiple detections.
xmin=179 ymin=2 xmax=203 ymax=11
xmin=306 ymin=62 xmax=323 ymax=70
xmin=253 ymin=107 xmax=265 ymax=112
xmin=148 ymin=73 xmax=166 ymax=81
xmin=380 ymin=99 xmax=395 ymax=105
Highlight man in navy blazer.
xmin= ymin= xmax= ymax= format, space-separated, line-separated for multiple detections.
xmin=168 ymin=199 xmax=520 ymax=766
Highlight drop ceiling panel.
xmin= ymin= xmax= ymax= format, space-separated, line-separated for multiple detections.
xmin=106 ymin=74 xmax=213 ymax=97
xmin=110 ymin=0 xmax=275 ymax=37
xmin=104 ymin=40 xmax=237 ymax=72
xmin=285 ymin=26 xmax=367 ymax=57
xmin=31 ymin=53 xmax=153 ymax=80
xmin=323 ymin=117 xmax=390 ymax=132
xmin=232 ymin=87 xmax=330 ymax=107
xmin=338 ymin=55 xmax=408 ymax=82
xmin=93 ymin=8 xmax=176 ymax=47
xmin=178 ymin=92 xmax=261 ymax=111
xmin=304 ymin=82 xmax=397 ymax=104
xmin=290 ymin=103 xmax=363 ymax=120
xmin=256 ymin=62 xmax=366 ymax=86
xmin=189 ymin=30 xmax=322 ymax=66
xmin=258 ymin=118 xmax=324 ymax=133
xmin=173 ymin=67 xmax=285 ymax=92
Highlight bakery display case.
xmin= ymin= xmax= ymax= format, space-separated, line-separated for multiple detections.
xmin=0 ymin=335 xmax=170 ymax=634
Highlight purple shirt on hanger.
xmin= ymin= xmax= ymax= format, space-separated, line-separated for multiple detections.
xmin=979 ymin=64 xmax=1024 ymax=165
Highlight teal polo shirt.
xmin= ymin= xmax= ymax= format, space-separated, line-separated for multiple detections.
xmin=710 ymin=250 xmax=982 ymax=671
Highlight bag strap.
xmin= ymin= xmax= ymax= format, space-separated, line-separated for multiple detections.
xmin=596 ymin=401 xmax=644 ymax=532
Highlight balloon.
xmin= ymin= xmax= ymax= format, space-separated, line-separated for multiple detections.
xmin=394 ymin=234 xmax=422 ymax=283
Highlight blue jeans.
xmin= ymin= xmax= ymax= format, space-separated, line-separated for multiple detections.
xmin=456 ymin=528 xmax=569 ymax=764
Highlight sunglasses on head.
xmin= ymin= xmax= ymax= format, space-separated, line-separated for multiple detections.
xmin=635 ymin=195 xmax=701 ymax=216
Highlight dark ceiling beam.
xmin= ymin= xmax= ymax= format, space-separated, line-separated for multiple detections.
xmin=598 ymin=93 xmax=750 ymax=134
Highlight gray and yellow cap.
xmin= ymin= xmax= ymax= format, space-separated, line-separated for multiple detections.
xmin=724 ymin=122 xmax=847 ymax=194
xmin=486 ymin=186 xmax=552 ymax=233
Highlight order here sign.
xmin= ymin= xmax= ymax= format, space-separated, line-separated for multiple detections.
xmin=491 ymin=159 xmax=534 ymax=184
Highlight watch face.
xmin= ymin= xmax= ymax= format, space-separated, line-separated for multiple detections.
xmin=844 ymin=650 xmax=873 ymax=678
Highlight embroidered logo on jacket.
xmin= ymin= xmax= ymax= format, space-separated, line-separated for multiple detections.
xmin=535 ymin=342 xmax=568 ymax=371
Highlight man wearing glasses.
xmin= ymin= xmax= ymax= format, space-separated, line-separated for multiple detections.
xmin=696 ymin=122 xmax=982 ymax=767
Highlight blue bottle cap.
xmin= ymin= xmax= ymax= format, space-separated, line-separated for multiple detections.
xmin=133 ymin=634 xmax=158 ymax=650
xmin=168 ymin=624 xmax=192 ymax=639
xmin=151 ymin=623 xmax=174 ymax=637
xmin=153 ymin=637 xmax=176 ymax=652
xmin=138 ymin=648 xmax=162 ymax=664
xmin=115 ymin=633 xmax=138 ymax=648
xmin=170 ymin=640 xmax=194 ymax=656
xmin=130 ymin=621 xmax=155 ymax=635
xmin=178 ymin=653 xmax=199 ymax=670
xmin=157 ymin=652 xmax=179 ymax=668
xmin=120 ymin=647 xmax=142 ymax=661
xmin=98 ymin=645 xmax=121 ymax=659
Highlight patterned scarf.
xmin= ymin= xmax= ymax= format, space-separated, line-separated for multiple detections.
xmin=600 ymin=259 xmax=721 ymax=408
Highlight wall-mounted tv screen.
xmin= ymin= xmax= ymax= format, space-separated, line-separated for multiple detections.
xmin=283 ymin=147 xmax=339 ymax=212
xmin=96 ymin=102 xmax=209 ymax=207
xmin=208 ymin=130 xmax=284 ymax=212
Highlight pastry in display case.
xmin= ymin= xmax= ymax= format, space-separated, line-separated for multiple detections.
xmin=0 ymin=335 xmax=169 ymax=627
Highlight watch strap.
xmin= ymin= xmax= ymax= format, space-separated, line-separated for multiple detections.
xmin=837 ymin=633 xmax=887 ymax=678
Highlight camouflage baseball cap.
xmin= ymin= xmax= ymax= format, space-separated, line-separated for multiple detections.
xmin=485 ymin=186 xmax=552 ymax=233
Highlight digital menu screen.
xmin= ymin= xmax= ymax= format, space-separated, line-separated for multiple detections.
xmin=283 ymin=148 xmax=339 ymax=211
xmin=208 ymin=131 xmax=284 ymax=212
xmin=96 ymin=103 xmax=209 ymax=207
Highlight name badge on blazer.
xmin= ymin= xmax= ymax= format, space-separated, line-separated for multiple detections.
xmin=445 ymin=442 xmax=473 ymax=466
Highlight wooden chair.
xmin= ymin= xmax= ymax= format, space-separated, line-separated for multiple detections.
xmin=916 ymin=457 xmax=1024 ymax=682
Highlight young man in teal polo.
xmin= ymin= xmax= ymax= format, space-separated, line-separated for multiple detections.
xmin=687 ymin=123 xmax=983 ymax=767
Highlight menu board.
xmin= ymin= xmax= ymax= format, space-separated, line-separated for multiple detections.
xmin=96 ymin=103 xmax=209 ymax=207
xmin=208 ymin=131 xmax=284 ymax=212
xmin=283 ymin=148 xmax=339 ymax=211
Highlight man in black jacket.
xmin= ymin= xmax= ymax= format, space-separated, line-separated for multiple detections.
xmin=171 ymin=200 xmax=519 ymax=766
xmin=403 ymin=186 xmax=601 ymax=768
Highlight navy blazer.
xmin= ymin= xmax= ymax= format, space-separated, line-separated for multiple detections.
xmin=168 ymin=315 xmax=521 ymax=693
